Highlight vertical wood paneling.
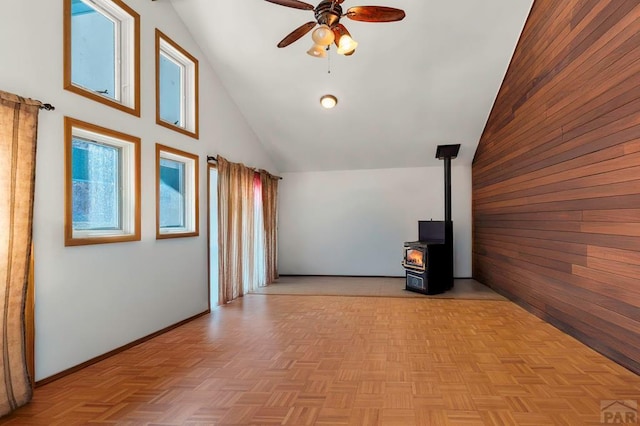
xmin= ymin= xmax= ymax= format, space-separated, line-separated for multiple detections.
xmin=473 ymin=0 xmax=640 ymax=374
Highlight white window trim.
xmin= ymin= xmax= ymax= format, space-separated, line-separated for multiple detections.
xmin=155 ymin=29 xmax=199 ymax=138
xmin=158 ymin=148 xmax=198 ymax=236
xmin=70 ymin=126 xmax=137 ymax=240
xmin=65 ymin=0 xmax=140 ymax=115
xmin=159 ymin=51 xmax=186 ymax=127
xmin=75 ymin=0 xmax=135 ymax=105
xmin=158 ymin=37 xmax=196 ymax=132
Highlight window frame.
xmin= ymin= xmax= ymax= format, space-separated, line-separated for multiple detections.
xmin=64 ymin=117 xmax=141 ymax=246
xmin=64 ymin=0 xmax=141 ymax=116
xmin=155 ymin=29 xmax=200 ymax=139
xmin=156 ymin=144 xmax=200 ymax=239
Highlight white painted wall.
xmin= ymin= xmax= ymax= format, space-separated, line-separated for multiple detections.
xmin=0 ymin=0 xmax=276 ymax=381
xmin=278 ymin=166 xmax=472 ymax=277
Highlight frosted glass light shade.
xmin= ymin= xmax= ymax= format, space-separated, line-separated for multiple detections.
xmin=311 ymin=25 xmax=335 ymax=46
xmin=307 ymin=44 xmax=327 ymax=58
xmin=337 ymin=35 xmax=358 ymax=55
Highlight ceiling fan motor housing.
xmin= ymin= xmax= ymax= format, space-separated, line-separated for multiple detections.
xmin=315 ymin=0 xmax=342 ymax=27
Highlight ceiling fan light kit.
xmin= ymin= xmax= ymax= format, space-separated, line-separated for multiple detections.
xmin=331 ymin=24 xmax=357 ymax=55
xmin=336 ymin=34 xmax=357 ymax=55
xmin=311 ymin=24 xmax=335 ymax=45
xmin=266 ymin=0 xmax=405 ymax=57
xmin=308 ymin=24 xmax=334 ymax=57
xmin=307 ymin=44 xmax=327 ymax=58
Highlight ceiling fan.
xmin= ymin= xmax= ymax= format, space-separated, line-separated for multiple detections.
xmin=265 ymin=0 xmax=405 ymax=57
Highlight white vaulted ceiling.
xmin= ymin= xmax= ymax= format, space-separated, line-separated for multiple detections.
xmin=169 ymin=0 xmax=533 ymax=172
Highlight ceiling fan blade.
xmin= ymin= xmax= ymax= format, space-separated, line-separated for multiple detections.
xmin=277 ymin=21 xmax=317 ymax=48
xmin=346 ymin=6 xmax=406 ymax=22
xmin=264 ymin=0 xmax=315 ymax=11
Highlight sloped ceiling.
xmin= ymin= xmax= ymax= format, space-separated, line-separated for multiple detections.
xmin=169 ymin=0 xmax=533 ymax=172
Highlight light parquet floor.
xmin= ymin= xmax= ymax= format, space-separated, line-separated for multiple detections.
xmin=3 ymin=295 xmax=640 ymax=425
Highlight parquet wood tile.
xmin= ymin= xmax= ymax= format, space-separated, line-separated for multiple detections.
xmin=2 ymin=295 xmax=640 ymax=425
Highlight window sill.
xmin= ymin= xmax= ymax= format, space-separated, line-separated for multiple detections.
xmin=156 ymin=231 xmax=199 ymax=240
xmin=156 ymin=118 xmax=199 ymax=139
xmin=65 ymin=234 xmax=141 ymax=247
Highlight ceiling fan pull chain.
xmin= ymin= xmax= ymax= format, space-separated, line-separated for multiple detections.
xmin=327 ymin=46 xmax=331 ymax=74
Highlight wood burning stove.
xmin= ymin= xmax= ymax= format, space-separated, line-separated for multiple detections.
xmin=402 ymin=144 xmax=459 ymax=295
xmin=403 ymin=221 xmax=452 ymax=294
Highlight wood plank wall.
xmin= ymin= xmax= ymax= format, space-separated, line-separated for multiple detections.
xmin=472 ymin=0 xmax=640 ymax=374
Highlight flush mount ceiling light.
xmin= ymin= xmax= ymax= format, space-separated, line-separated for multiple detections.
xmin=320 ymin=94 xmax=338 ymax=109
xmin=265 ymin=0 xmax=405 ymax=58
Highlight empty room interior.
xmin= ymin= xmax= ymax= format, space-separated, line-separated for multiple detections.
xmin=0 ymin=0 xmax=639 ymax=424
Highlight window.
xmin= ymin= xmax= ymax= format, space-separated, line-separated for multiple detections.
xmin=64 ymin=0 xmax=140 ymax=116
xmin=156 ymin=29 xmax=199 ymax=138
xmin=64 ymin=117 xmax=141 ymax=246
xmin=156 ymin=144 xmax=199 ymax=238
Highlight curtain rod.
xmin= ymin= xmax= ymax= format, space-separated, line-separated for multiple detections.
xmin=39 ymin=103 xmax=55 ymax=111
xmin=207 ymin=156 xmax=282 ymax=180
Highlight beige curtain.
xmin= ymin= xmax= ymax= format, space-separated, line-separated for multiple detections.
xmin=217 ymin=156 xmax=256 ymax=304
xmin=0 ymin=91 xmax=40 ymax=415
xmin=260 ymin=170 xmax=279 ymax=283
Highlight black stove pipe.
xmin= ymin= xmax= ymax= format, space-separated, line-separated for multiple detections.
xmin=444 ymin=157 xmax=452 ymax=222
xmin=435 ymin=144 xmax=460 ymax=222
xmin=436 ymin=144 xmax=460 ymax=291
